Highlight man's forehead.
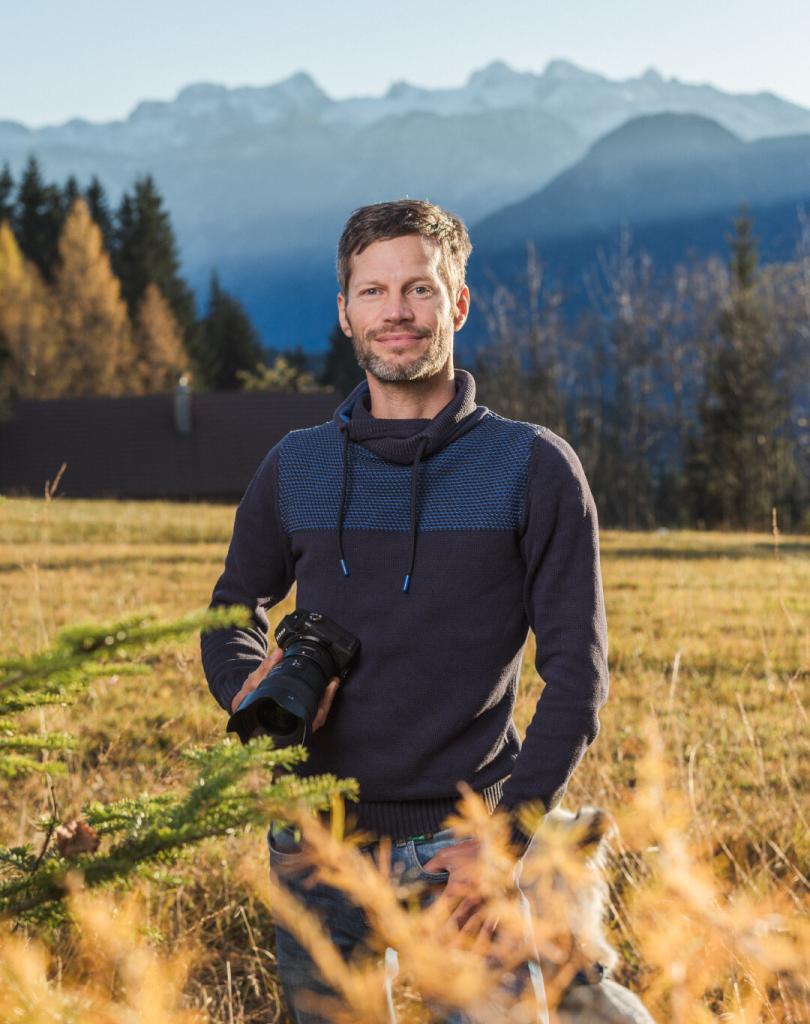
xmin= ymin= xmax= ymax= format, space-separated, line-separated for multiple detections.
xmin=349 ymin=234 xmax=442 ymax=280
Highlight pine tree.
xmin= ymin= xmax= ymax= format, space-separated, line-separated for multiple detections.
xmin=14 ymin=157 xmax=64 ymax=281
xmin=54 ymin=198 xmax=138 ymax=396
xmin=691 ymin=209 xmax=792 ymax=528
xmin=84 ymin=176 xmax=115 ymax=255
xmin=133 ymin=282 xmax=189 ymax=392
xmin=113 ymin=175 xmax=196 ymax=342
xmin=319 ymin=321 xmax=364 ymax=397
xmin=63 ymin=175 xmax=80 ymax=209
xmin=194 ymin=271 xmax=265 ymax=390
xmin=0 ymin=221 xmax=61 ymax=398
xmin=0 ymin=163 xmax=14 ymax=223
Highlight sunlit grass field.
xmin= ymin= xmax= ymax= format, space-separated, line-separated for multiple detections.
xmin=0 ymin=496 xmax=808 ymax=1021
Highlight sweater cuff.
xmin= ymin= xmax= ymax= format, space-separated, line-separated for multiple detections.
xmin=494 ymin=801 xmax=544 ymax=859
xmin=213 ymin=670 xmax=253 ymax=715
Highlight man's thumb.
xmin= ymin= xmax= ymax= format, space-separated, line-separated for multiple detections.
xmin=262 ymin=647 xmax=283 ymax=670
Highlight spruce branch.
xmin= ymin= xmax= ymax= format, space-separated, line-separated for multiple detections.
xmin=0 ymin=736 xmax=357 ymax=922
xmin=0 ymin=605 xmax=249 ymax=700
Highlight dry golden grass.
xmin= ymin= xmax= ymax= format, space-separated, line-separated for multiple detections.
xmin=0 ymin=496 xmax=807 ymax=1021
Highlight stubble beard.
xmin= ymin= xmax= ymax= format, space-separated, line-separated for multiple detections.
xmin=347 ymin=318 xmax=454 ymax=383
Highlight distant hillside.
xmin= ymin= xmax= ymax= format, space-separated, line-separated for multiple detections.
xmin=474 ymin=113 xmax=810 ymax=246
xmin=468 ymin=112 xmax=810 ymax=325
xmin=3 ymin=61 xmax=810 ymax=347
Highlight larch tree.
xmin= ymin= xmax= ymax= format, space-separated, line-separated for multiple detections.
xmin=0 ymin=220 xmax=61 ymax=398
xmin=54 ymin=198 xmax=137 ymax=396
xmin=133 ymin=281 xmax=188 ymax=392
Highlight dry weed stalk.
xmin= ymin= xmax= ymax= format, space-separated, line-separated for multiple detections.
xmin=243 ymin=721 xmax=809 ymax=1023
xmin=0 ymin=876 xmax=204 ymax=1023
xmin=615 ymin=721 xmax=809 ymax=1023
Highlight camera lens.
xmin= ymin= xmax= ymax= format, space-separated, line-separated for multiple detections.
xmin=257 ymin=701 xmax=299 ymax=737
xmin=226 ymin=610 xmax=360 ymax=746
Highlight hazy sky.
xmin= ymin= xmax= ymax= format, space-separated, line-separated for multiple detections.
xmin=5 ymin=0 xmax=810 ymax=127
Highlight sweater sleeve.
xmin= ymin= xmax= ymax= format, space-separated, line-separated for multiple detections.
xmin=200 ymin=442 xmax=296 ymax=712
xmin=497 ymin=430 xmax=609 ymax=850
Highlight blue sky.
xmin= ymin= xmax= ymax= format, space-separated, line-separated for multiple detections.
xmin=5 ymin=0 xmax=810 ymax=126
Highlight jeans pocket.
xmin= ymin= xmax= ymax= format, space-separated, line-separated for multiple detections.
xmin=267 ymin=825 xmax=309 ymax=875
xmin=410 ymin=835 xmax=454 ymax=883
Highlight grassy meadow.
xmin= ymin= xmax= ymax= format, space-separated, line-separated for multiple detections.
xmin=0 ymin=495 xmax=808 ymax=1022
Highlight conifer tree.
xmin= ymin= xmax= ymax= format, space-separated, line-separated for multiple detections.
xmin=194 ymin=271 xmax=265 ymax=390
xmin=133 ymin=282 xmax=189 ymax=392
xmin=319 ymin=321 xmax=364 ymax=397
xmin=0 ymin=221 xmax=61 ymax=398
xmin=63 ymin=175 xmax=80 ymax=209
xmin=84 ymin=175 xmax=115 ymax=255
xmin=0 ymin=162 xmax=14 ymax=223
xmin=54 ymin=198 xmax=138 ymax=396
xmin=690 ymin=209 xmax=792 ymax=528
xmin=14 ymin=156 xmax=64 ymax=281
xmin=113 ymin=175 xmax=196 ymax=343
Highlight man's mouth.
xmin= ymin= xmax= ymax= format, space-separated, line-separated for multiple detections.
xmin=373 ymin=332 xmax=426 ymax=344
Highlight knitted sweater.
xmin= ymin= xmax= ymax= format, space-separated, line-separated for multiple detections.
xmin=201 ymin=369 xmax=609 ymax=846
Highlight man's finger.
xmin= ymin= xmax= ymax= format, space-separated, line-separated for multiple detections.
xmin=421 ymin=849 xmax=447 ymax=874
xmin=311 ymin=677 xmax=340 ymax=732
xmin=230 ymin=649 xmax=283 ymax=713
xmin=450 ymin=894 xmax=481 ymax=929
xmin=266 ymin=647 xmax=284 ymax=668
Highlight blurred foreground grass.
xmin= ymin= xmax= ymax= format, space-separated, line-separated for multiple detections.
xmin=0 ymin=496 xmax=807 ymax=1021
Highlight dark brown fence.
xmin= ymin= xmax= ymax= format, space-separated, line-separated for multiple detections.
xmin=0 ymin=390 xmax=338 ymax=499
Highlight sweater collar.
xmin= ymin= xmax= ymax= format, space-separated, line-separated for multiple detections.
xmin=333 ymin=368 xmax=486 ymax=465
xmin=332 ymin=369 xmax=488 ymax=593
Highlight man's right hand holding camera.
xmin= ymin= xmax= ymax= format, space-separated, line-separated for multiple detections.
xmin=230 ymin=647 xmax=341 ymax=732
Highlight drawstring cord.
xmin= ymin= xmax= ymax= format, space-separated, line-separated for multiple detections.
xmin=337 ymin=427 xmax=351 ymax=577
xmin=403 ymin=437 xmax=429 ymax=593
xmin=337 ymin=429 xmax=428 ymax=593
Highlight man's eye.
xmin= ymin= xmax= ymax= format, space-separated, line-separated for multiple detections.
xmin=361 ymin=288 xmax=380 ymax=296
xmin=412 ymin=286 xmax=431 ymax=295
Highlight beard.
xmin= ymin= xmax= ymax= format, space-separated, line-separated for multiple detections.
xmin=347 ymin=317 xmax=453 ymax=383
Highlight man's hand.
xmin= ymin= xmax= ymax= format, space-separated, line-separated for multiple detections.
xmin=229 ymin=647 xmax=341 ymax=731
xmin=421 ymin=838 xmax=495 ymax=937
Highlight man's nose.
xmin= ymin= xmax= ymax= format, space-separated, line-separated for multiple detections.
xmin=382 ymin=293 xmax=415 ymax=322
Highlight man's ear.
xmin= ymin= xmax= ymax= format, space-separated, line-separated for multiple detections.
xmin=337 ymin=292 xmax=352 ymax=337
xmin=453 ymin=285 xmax=470 ymax=332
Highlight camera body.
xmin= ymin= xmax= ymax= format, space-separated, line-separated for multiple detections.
xmin=226 ymin=609 xmax=360 ymax=747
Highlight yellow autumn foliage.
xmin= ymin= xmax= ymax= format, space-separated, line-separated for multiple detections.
xmin=133 ymin=281 xmax=189 ymax=392
xmin=0 ymin=220 xmax=62 ymax=397
xmin=53 ymin=198 xmax=138 ymax=396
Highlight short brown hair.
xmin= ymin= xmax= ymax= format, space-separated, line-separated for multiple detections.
xmin=337 ymin=199 xmax=472 ymax=298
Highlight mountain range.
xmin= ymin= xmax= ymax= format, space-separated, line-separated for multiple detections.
xmin=3 ymin=59 xmax=810 ymax=348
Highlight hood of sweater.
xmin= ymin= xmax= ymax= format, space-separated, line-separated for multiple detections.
xmin=331 ymin=368 xmax=488 ymax=591
xmin=333 ymin=367 xmax=487 ymax=464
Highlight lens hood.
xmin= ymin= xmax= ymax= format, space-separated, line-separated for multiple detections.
xmin=227 ymin=668 xmax=317 ymax=745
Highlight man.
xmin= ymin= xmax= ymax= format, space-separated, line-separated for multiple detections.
xmin=201 ymin=199 xmax=609 ymax=1022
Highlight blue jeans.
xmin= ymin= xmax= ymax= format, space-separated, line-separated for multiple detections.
xmin=267 ymin=824 xmax=548 ymax=1024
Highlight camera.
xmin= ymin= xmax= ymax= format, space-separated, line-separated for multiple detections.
xmin=226 ymin=609 xmax=360 ymax=747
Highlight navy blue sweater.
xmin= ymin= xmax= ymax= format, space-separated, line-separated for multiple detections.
xmin=201 ymin=369 xmax=609 ymax=845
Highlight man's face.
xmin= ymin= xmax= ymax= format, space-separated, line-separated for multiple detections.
xmin=337 ymin=234 xmax=469 ymax=383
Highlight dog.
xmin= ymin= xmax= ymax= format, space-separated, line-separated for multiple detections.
xmin=521 ymin=806 xmax=657 ymax=1024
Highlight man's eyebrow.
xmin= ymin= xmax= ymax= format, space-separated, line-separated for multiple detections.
xmin=353 ymin=274 xmax=438 ymax=289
